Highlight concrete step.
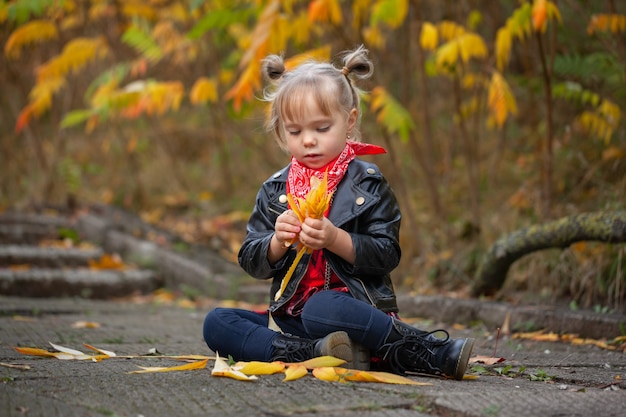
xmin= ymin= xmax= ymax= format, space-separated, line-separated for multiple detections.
xmin=0 ymin=244 xmax=104 ymax=267
xmin=0 ymin=267 xmax=161 ymax=298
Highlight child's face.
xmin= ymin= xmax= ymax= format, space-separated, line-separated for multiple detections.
xmin=282 ymin=95 xmax=357 ymax=169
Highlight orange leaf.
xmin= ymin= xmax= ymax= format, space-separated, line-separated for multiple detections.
xmin=532 ymin=0 xmax=547 ymax=32
xmin=88 ymin=253 xmax=125 ymax=270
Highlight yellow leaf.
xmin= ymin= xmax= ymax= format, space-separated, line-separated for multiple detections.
xmin=130 ymin=358 xmax=208 ymax=373
xmin=284 ymin=46 xmax=332 ymax=71
xmin=312 ymin=366 xmax=347 ymax=382
xmin=4 ymin=20 xmax=58 ymax=59
xmin=295 ymin=355 xmax=347 ymax=369
xmin=283 ymin=364 xmax=308 ymax=381
xmin=211 ymin=353 xmax=258 ymax=381
xmin=362 ymin=25 xmax=385 ymax=49
xmin=420 ymin=22 xmax=438 ymax=51
xmin=71 ymin=321 xmax=101 ymax=329
xmin=495 ymin=27 xmax=512 ymax=70
xmin=487 ymin=71 xmax=517 ymax=128
xmin=234 ymin=361 xmax=285 ymax=375
xmin=190 ymin=77 xmax=218 ymax=105
xmin=361 ymin=370 xmax=432 ymax=385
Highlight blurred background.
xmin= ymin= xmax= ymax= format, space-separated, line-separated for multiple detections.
xmin=1 ymin=0 xmax=624 ymax=311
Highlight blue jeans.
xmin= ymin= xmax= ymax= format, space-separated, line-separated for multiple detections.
xmin=203 ymin=290 xmax=394 ymax=361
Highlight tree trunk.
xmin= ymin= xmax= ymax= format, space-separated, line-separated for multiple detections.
xmin=471 ymin=211 xmax=626 ymax=296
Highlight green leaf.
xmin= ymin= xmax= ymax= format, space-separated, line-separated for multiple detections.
xmin=60 ymin=109 xmax=93 ymax=129
xmin=121 ymin=25 xmax=162 ymax=63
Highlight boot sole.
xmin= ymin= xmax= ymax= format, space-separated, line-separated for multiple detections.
xmin=318 ymin=331 xmax=353 ymax=365
xmin=347 ymin=342 xmax=371 ymax=370
xmin=452 ymin=337 xmax=475 ymax=380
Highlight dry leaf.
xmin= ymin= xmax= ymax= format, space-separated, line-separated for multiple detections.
xmin=129 ymin=358 xmax=208 ymax=374
xmin=211 ymin=353 xmax=257 ymax=381
xmin=72 ymin=321 xmax=101 ymax=329
xmin=283 ymin=364 xmax=308 ymax=381
xmin=291 ymin=355 xmax=346 ymax=369
xmin=312 ymin=367 xmax=431 ymax=386
xmin=469 ymin=355 xmax=506 ymax=365
xmin=234 ymin=361 xmax=285 ymax=375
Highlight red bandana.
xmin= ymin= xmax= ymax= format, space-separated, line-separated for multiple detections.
xmin=281 ymin=141 xmax=385 ymax=317
xmin=286 ymin=141 xmax=386 ymax=201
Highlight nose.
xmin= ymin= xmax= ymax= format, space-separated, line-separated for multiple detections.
xmin=302 ymin=130 xmax=316 ymax=147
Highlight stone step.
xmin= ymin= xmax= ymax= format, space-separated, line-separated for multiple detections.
xmin=0 ymin=245 xmax=104 ymax=268
xmin=0 ymin=267 xmax=161 ymax=298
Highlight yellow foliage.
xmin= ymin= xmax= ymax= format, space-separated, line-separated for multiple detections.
xmin=495 ymin=27 xmax=512 ymax=71
xmin=4 ymin=20 xmax=58 ymax=59
xmin=435 ymin=32 xmax=487 ymax=71
xmin=438 ymin=20 xmax=465 ymax=41
xmin=420 ymin=22 xmax=438 ymax=51
xmin=487 ymin=71 xmax=517 ymax=128
xmin=190 ymin=77 xmax=218 ymax=105
xmin=37 ymin=37 xmax=109 ymax=82
xmin=532 ymin=0 xmax=561 ymax=33
xmin=308 ymin=0 xmax=342 ymax=25
xmin=362 ymin=25 xmax=385 ymax=49
xmin=284 ymin=46 xmax=332 ymax=71
xmin=587 ymin=13 xmax=626 ymax=34
xmin=578 ymin=99 xmax=622 ymax=144
xmin=371 ymin=0 xmax=408 ymax=29
xmin=122 ymin=1 xmax=158 ymax=21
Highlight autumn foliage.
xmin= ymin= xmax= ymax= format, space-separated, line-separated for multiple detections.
xmin=1 ymin=1 xmax=625 ymax=310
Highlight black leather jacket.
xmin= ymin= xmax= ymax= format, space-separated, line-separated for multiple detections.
xmin=238 ymin=159 xmax=402 ymax=314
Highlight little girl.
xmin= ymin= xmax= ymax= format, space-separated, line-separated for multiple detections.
xmin=203 ymin=46 xmax=474 ymax=380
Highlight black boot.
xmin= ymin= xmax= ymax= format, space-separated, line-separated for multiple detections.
xmin=270 ymin=331 xmax=353 ymax=364
xmin=376 ymin=319 xmax=474 ymax=380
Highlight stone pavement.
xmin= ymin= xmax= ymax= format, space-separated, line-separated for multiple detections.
xmin=1 ymin=295 xmax=625 ymax=417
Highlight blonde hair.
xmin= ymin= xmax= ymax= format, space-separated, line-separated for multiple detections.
xmin=261 ymin=45 xmax=373 ymax=151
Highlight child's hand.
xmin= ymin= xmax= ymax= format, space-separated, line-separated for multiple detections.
xmin=298 ymin=217 xmax=338 ymax=251
xmin=274 ymin=210 xmax=301 ymax=247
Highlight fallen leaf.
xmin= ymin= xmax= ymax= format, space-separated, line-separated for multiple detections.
xmin=292 ymin=355 xmax=346 ymax=369
xmin=312 ymin=367 xmax=431 ymax=386
xmin=83 ymin=344 xmax=116 ymax=357
xmin=234 ymin=361 xmax=285 ymax=375
xmin=0 ymin=362 xmax=31 ymax=370
xmin=211 ymin=353 xmax=257 ymax=381
xmin=469 ymin=355 xmax=506 ymax=365
xmin=72 ymin=321 xmax=101 ymax=329
xmin=283 ymin=364 xmax=308 ymax=381
xmin=129 ymin=358 xmax=208 ymax=374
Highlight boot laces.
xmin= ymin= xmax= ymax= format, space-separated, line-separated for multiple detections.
xmin=380 ymin=329 xmax=450 ymax=375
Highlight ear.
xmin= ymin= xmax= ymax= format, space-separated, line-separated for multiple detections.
xmin=347 ymin=108 xmax=358 ymax=131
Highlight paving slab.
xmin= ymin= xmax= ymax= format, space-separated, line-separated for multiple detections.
xmin=1 ymin=296 xmax=624 ymax=417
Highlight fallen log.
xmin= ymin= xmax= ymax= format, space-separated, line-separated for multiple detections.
xmin=471 ymin=210 xmax=626 ymax=296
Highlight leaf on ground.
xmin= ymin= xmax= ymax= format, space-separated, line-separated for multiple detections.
xmin=211 ymin=353 xmax=257 ymax=381
xmin=83 ymin=344 xmax=117 ymax=357
xmin=234 ymin=360 xmax=285 ymax=375
xmin=283 ymin=364 xmax=308 ymax=381
xmin=129 ymin=358 xmax=208 ymax=374
xmin=290 ymin=355 xmax=346 ymax=369
xmin=0 ymin=362 xmax=31 ymax=370
xmin=71 ymin=321 xmax=101 ymax=329
xmin=313 ymin=367 xmax=431 ymax=386
xmin=470 ymin=355 xmax=505 ymax=365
